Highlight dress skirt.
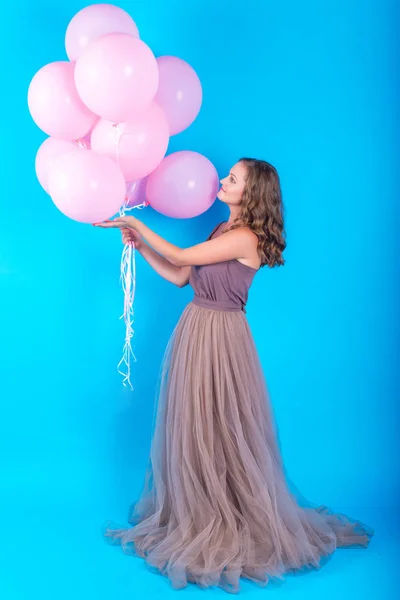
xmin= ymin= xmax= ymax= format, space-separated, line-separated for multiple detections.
xmin=104 ymin=302 xmax=372 ymax=593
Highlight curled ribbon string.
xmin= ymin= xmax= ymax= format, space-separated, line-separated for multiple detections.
xmin=117 ymin=239 xmax=137 ymax=390
xmin=112 ymin=123 xmax=148 ymax=389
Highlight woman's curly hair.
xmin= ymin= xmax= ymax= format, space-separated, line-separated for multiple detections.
xmin=225 ymin=158 xmax=286 ymax=268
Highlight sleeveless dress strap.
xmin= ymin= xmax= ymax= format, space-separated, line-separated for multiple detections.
xmin=207 ymin=222 xmax=225 ymax=241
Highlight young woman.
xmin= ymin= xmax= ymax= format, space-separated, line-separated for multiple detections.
xmin=94 ymin=158 xmax=372 ymax=593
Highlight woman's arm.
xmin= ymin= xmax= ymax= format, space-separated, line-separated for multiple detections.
xmin=120 ymin=228 xmax=190 ymax=287
xmin=94 ymin=216 xmax=257 ymax=268
xmin=138 ymin=243 xmax=191 ymax=287
xmin=134 ymin=220 xmax=257 ymax=267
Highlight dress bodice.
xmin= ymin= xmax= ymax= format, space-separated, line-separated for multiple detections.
xmin=189 ymin=222 xmax=258 ymax=312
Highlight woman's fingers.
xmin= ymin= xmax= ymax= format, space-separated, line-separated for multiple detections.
xmin=93 ymin=221 xmax=116 ymax=227
xmin=122 ymin=230 xmax=136 ymax=244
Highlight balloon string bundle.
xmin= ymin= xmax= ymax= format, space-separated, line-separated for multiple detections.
xmin=114 ymin=123 xmax=148 ymax=390
xmin=117 ymin=231 xmax=136 ymax=389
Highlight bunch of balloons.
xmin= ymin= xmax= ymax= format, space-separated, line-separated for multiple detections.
xmin=28 ymin=3 xmax=221 ymax=389
xmin=28 ymin=3 xmax=219 ymax=223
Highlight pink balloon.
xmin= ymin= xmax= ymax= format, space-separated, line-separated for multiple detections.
xmin=125 ymin=177 xmax=148 ymax=208
xmin=75 ymin=33 xmax=159 ymax=122
xmin=65 ymin=4 xmax=139 ymax=62
xmin=35 ymin=137 xmax=89 ymax=193
xmin=28 ymin=62 xmax=97 ymax=140
xmin=155 ymin=56 xmax=202 ymax=135
xmin=90 ymin=103 xmax=169 ymax=181
xmin=48 ymin=150 xmax=126 ymax=223
xmin=146 ymin=151 xmax=219 ymax=219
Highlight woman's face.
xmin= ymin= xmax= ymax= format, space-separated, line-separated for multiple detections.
xmin=217 ymin=161 xmax=247 ymax=206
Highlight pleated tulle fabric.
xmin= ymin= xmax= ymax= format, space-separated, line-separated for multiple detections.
xmin=104 ymin=302 xmax=373 ymax=593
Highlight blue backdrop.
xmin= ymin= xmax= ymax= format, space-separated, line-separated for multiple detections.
xmin=0 ymin=1 xmax=398 ymax=598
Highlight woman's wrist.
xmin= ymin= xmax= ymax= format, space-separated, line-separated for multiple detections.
xmin=129 ymin=216 xmax=140 ymax=231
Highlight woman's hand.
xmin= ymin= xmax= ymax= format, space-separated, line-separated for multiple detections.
xmin=121 ymin=227 xmax=143 ymax=250
xmin=93 ymin=216 xmax=140 ymax=230
xmin=94 ymin=215 xmax=144 ymax=250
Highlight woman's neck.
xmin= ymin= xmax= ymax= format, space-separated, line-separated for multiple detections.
xmin=226 ymin=206 xmax=242 ymax=226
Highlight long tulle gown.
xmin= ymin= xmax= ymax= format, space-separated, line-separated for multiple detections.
xmin=104 ymin=222 xmax=373 ymax=593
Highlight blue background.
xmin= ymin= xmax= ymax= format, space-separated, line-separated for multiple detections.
xmin=0 ymin=1 xmax=398 ymax=598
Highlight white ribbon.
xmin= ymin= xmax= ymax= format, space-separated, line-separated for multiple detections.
xmin=117 ymin=233 xmax=136 ymax=390
xmin=113 ymin=124 xmax=148 ymax=389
